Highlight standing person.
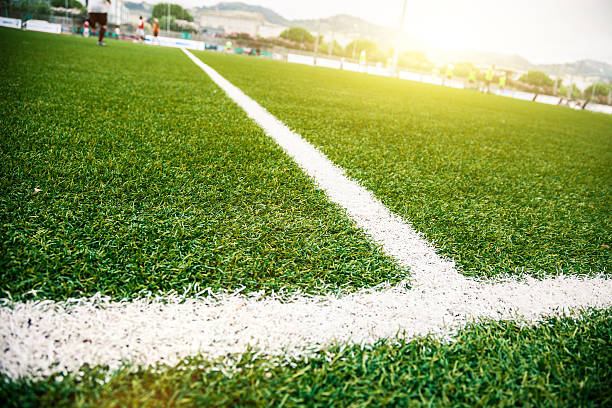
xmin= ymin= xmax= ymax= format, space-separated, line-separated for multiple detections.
xmin=87 ymin=0 xmax=110 ymax=46
xmin=359 ymin=50 xmax=366 ymax=72
xmin=499 ymin=74 xmax=506 ymax=91
xmin=444 ymin=64 xmax=454 ymax=86
xmin=152 ymin=18 xmax=160 ymax=44
xmin=468 ymin=69 xmax=476 ymax=88
xmin=83 ymin=19 xmax=90 ymax=37
xmin=485 ymin=66 xmax=494 ymax=93
xmin=445 ymin=64 xmax=454 ymax=80
xmin=137 ymin=16 xmax=145 ymax=42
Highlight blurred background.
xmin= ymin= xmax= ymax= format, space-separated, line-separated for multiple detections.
xmin=3 ymin=0 xmax=611 ymax=106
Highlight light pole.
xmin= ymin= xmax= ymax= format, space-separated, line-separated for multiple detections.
xmin=167 ymin=2 xmax=170 ymax=32
xmin=392 ymin=0 xmax=408 ymax=76
xmin=313 ymin=19 xmax=320 ymax=63
xmin=591 ymin=82 xmax=597 ymax=103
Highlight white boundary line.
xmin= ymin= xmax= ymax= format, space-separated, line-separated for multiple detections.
xmin=180 ymin=48 xmax=461 ymax=288
xmin=0 ymin=49 xmax=610 ymax=380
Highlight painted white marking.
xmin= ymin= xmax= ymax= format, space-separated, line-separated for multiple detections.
xmin=181 ymin=48 xmax=461 ymax=288
xmin=2 ymin=275 xmax=610 ymax=379
xmin=0 ymin=49 xmax=610 ymax=380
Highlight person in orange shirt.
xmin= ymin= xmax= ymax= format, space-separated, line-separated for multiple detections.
xmin=152 ymin=18 xmax=160 ymax=44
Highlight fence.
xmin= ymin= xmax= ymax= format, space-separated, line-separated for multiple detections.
xmin=281 ymin=51 xmax=612 ymax=115
xmin=4 ymin=16 xmax=610 ymax=115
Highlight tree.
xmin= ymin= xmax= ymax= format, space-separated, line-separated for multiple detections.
xmin=584 ymin=82 xmax=610 ymax=98
xmin=344 ymin=39 xmax=382 ymax=61
xmin=519 ymin=71 xmax=554 ymax=87
xmin=152 ymin=3 xmax=193 ymax=22
xmin=584 ymin=82 xmax=611 ymax=104
xmin=398 ymin=50 xmax=432 ymax=70
xmin=10 ymin=0 xmax=51 ymax=16
xmin=158 ymin=15 xmax=197 ymax=33
xmin=319 ymin=40 xmax=343 ymax=57
xmin=559 ymin=84 xmax=582 ymax=99
xmin=330 ymin=40 xmax=343 ymax=56
xmin=50 ymin=0 xmax=85 ymax=11
xmin=33 ymin=1 xmax=50 ymax=15
xmin=279 ymin=27 xmax=315 ymax=44
xmin=159 ymin=15 xmax=174 ymax=31
xmin=452 ymin=62 xmax=475 ymax=78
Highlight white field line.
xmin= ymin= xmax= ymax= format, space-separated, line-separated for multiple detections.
xmin=2 ymin=277 xmax=610 ymax=380
xmin=180 ymin=48 xmax=461 ymax=288
xmin=1 ymin=49 xmax=611 ymax=380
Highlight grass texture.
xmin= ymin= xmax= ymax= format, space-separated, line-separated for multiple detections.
xmin=2 ymin=309 xmax=611 ymax=407
xmin=196 ymin=52 xmax=612 ymax=277
xmin=0 ymin=28 xmax=403 ymax=300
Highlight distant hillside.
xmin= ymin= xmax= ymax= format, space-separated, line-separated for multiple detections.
xmin=537 ymin=60 xmax=612 ymax=80
xmin=193 ymin=5 xmax=419 ymax=48
xmin=127 ymin=1 xmax=611 ymax=80
xmin=292 ymin=14 xmax=399 ymax=45
xmin=194 ymin=2 xmax=290 ymax=26
xmin=430 ymin=52 xmax=612 ymax=80
xmin=125 ymin=1 xmax=154 ymax=15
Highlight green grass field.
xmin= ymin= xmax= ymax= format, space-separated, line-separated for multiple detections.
xmin=0 ymin=28 xmax=403 ymax=301
xmin=1 ymin=29 xmax=611 ymax=407
xmin=196 ymin=52 xmax=612 ymax=278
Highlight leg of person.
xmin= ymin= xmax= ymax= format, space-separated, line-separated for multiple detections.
xmin=98 ymin=13 xmax=107 ymax=45
xmin=99 ymin=24 xmax=106 ymax=43
xmin=88 ymin=15 xmax=96 ymax=37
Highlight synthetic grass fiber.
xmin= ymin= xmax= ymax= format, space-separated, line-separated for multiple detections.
xmin=0 ymin=28 xmax=403 ymax=301
xmin=2 ymin=309 xmax=611 ymax=407
xmin=196 ymin=51 xmax=612 ymax=278
xmin=2 ymin=29 xmax=611 ymax=408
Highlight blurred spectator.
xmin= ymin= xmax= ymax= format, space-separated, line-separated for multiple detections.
xmin=153 ymin=18 xmax=160 ymax=44
xmin=485 ymin=66 xmax=494 ymax=93
xmin=137 ymin=16 xmax=145 ymax=42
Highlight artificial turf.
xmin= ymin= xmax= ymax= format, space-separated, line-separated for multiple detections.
xmin=196 ymin=52 xmax=612 ymax=278
xmin=2 ymin=29 xmax=611 ymax=408
xmin=0 ymin=28 xmax=404 ymax=301
xmin=2 ymin=309 xmax=610 ymax=407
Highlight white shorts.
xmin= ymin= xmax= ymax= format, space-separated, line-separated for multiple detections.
xmin=136 ymin=28 xmax=144 ymax=37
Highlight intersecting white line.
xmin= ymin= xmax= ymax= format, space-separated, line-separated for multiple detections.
xmin=0 ymin=49 xmax=610 ymax=380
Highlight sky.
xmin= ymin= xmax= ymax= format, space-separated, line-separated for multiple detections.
xmin=159 ymin=0 xmax=612 ymax=64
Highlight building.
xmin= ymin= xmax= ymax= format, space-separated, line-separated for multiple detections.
xmin=200 ymin=10 xmax=264 ymax=36
xmin=107 ymin=0 xmax=129 ymax=26
xmin=258 ymin=22 xmax=285 ymax=38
